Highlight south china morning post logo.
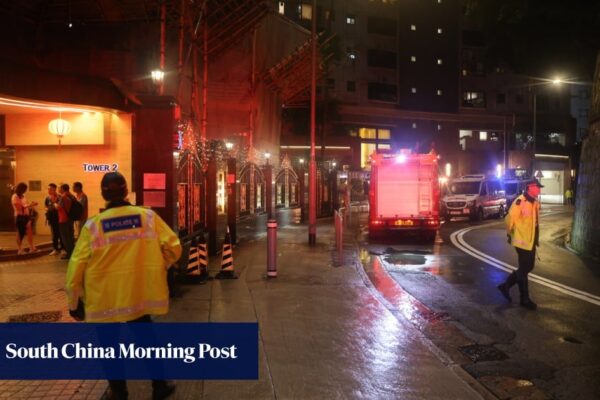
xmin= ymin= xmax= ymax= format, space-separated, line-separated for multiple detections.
xmin=0 ymin=323 xmax=258 ymax=380
xmin=5 ymin=342 xmax=238 ymax=364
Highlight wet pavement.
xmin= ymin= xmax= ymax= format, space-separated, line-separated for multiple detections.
xmin=358 ymin=206 xmax=600 ymax=400
xmin=0 ymin=210 xmax=488 ymax=399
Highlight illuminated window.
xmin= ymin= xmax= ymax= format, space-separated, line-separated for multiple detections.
xmin=411 ymin=56 xmax=416 ymax=62
xmin=480 ymin=131 xmax=488 ymax=141
xmin=437 ymin=124 xmax=442 ymax=131
xmin=347 ymin=14 xmax=356 ymax=24
xmin=437 ymin=89 xmax=443 ymax=96
xmin=463 ymin=91 xmax=486 ymax=108
xmin=412 ymin=122 xmax=417 ymax=129
xmin=410 ymin=24 xmax=416 ymax=31
xmin=361 ymin=143 xmax=377 ymax=168
xmin=377 ymin=143 xmax=391 ymax=150
xmin=299 ymin=4 xmax=312 ymax=20
xmin=359 ymin=128 xmax=377 ymax=139
xmin=378 ymin=129 xmax=391 ymax=139
xmin=411 ymin=87 xmax=417 ymax=94
xmin=278 ymin=1 xmax=285 ymax=15
xmin=437 ymin=58 xmax=443 ymax=65
xmin=437 ymin=28 xmax=443 ymax=34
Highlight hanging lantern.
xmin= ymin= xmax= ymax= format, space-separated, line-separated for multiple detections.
xmin=48 ymin=114 xmax=72 ymax=145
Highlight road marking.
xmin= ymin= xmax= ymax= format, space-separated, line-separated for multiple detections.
xmin=450 ymin=224 xmax=600 ymax=306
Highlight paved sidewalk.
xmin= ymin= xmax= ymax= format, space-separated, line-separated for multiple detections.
xmin=0 ymin=219 xmax=486 ymax=399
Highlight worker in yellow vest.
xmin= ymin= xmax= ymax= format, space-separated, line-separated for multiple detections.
xmin=497 ymin=178 xmax=543 ymax=310
xmin=66 ymin=172 xmax=181 ymax=400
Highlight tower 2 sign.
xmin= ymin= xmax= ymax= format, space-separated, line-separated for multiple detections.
xmin=83 ymin=163 xmax=119 ymax=172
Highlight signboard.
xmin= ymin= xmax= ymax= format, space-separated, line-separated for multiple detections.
xmin=143 ymin=191 xmax=165 ymax=208
xmin=144 ymin=173 xmax=166 ymax=190
xmin=83 ymin=163 xmax=118 ymax=173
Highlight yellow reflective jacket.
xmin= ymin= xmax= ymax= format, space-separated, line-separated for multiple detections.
xmin=506 ymin=194 xmax=539 ymax=251
xmin=66 ymin=204 xmax=182 ymax=322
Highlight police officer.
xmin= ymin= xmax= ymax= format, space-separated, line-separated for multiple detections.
xmin=66 ymin=172 xmax=182 ymax=400
xmin=497 ymin=178 xmax=543 ymax=310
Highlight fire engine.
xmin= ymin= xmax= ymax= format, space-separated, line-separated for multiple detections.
xmin=368 ymin=150 xmax=440 ymax=240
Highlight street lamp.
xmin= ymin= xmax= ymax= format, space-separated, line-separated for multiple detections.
xmin=308 ymin=0 xmax=317 ymax=245
xmin=531 ymin=76 xmax=567 ymax=169
xmin=151 ymin=69 xmax=165 ymax=94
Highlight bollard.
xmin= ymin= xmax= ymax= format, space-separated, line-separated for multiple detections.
xmin=267 ymin=219 xmax=277 ymax=277
xmin=334 ymin=210 xmax=344 ymax=266
xmin=338 ymin=212 xmax=344 ymax=265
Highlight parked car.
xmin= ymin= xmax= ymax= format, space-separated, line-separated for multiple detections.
xmin=441 ymin=175 xmax=507 ymax=221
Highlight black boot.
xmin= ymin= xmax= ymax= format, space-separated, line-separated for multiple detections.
xmin=497 ymin=273 xmax=517 ymax=302
xmin=152 ymin=381 xmax=176 ymax=400
xmin=517 ymin=279 xmax=537 ymax=310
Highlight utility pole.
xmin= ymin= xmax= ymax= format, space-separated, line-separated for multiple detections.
xmin=308 ymin=0 xmax=317 ymax=245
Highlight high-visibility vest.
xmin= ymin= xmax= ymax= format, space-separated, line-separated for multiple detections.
xmin=66 ymin=205 xmax=182 ymax=322
xmin=506 ymin=194 xmax=539 ymax=251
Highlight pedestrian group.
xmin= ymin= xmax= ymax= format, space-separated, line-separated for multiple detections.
xmin=11 ymin=181 xmax=88 ymax=259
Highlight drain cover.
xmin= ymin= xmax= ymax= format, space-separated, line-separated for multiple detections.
xmin=8 ymin=311 xmax=62 ymax=322
xmin=458 ymin=344 xmax=509 ymax=362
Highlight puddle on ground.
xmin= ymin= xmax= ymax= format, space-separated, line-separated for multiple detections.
xmin=384 ymin=253 xmax=427 ymax=265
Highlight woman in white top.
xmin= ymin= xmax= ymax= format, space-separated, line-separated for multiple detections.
xmin=11 ymin=182 xmax=38 ymax=255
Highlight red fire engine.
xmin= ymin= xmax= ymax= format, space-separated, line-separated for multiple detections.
xmin=368 ymin=150 xmax=440 ymax=240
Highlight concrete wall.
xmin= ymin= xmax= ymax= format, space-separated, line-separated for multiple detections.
xmin=571 ymin=53 xmax=600 ymax=257
xmin=12 ymin=113 xmax=132 ymax=235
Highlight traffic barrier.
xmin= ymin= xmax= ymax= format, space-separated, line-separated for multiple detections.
xmin=188 ymin=232 xmax=210 ymax=280
xmin=215 ymin=226 xmax=237 ymax=279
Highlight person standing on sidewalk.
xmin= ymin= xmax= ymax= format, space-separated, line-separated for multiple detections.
xmin=72 ymin=181 xmax=88 ymax=237
xmin=66 ymin=172 xmax=182 ymax=400
xmin=44 ymin=183 xmax=62 ymax=255
xmin=56 ymin=183 xmax=75 ymax=260
xmin=497 ymin=179 xmax=544 ymax=310
xmin=11 ymin=182 xmax=38 ymax=254
xmin=565 ymin=188 xmax=573 ymax=206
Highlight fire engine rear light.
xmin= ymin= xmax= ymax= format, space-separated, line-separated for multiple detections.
xmin=371 ymin=220 xmax=385 ymax=226
xmin=425 ymin=219 xmax=439 ymax=226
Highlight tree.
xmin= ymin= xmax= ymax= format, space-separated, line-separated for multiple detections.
xmin=464 ymin=0 xmax=600 ymax=79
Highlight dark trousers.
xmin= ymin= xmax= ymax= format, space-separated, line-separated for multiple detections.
xmin=504 ymin=246 xmax=536 ymax=300
xmin=59 ymin=221 xmax=75 ymax=257
xmin=48 ymin=217 xmax=62 ymax=251
xmin=108 ymin=315 xmax=169 ymax=399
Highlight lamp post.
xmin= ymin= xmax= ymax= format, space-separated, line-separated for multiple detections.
xmin=531 ymin=77 xmax=562 ymax=171
xmin=264 ymin=152 xmax=273 ymax=219
xmin=308 ymin=0 xmax=317 ymax=245
xmin=226 ymin=142 xmax=237 ymax=244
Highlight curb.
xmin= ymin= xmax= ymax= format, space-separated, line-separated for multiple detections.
xmin=0 ymin=242 xmax=54 ymax=262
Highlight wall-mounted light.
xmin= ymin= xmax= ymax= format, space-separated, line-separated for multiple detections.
xmin=151 ymin=69 xmax=165 ymax=95
xmin=445 ymin=163 xmax=452 ymax=177
xmin=48 ymin=112 xmax=72 ymax=146
xmin=151 ymin=69 xmax=165 ymax=85
xmin=225 ymin=142 xmax=234 ymax=150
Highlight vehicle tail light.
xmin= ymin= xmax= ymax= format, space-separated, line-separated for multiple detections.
xmin=370 ymin=220 xmax=385 ymax=226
